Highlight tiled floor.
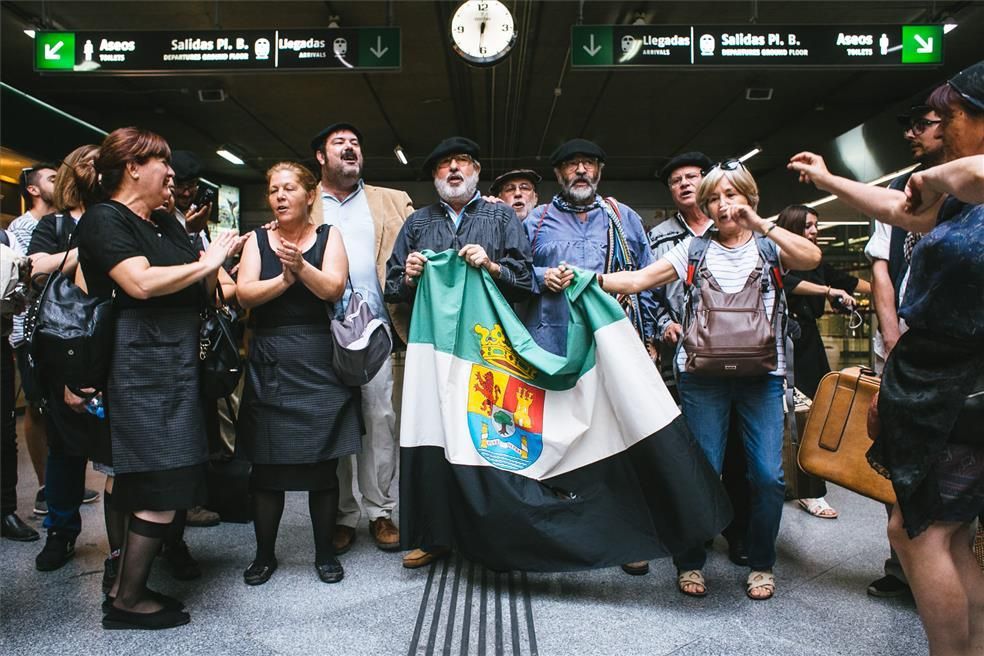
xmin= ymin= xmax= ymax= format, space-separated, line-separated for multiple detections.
xmin=0 ymin=423 xmax=927 ymax=656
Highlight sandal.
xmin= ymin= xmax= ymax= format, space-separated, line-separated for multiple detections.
xmin=746 ymin=570 xmax=775 ymax=601
xmin=797 ymin=497 xmax=839 ymax=519
xmin=677 ymin=569 xmax=707 ymax=597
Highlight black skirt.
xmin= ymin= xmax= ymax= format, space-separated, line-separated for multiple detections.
xmin=112 ymin=463 xmax=207 ymax=511
xmin=238 ymin=324 xmax=361 ymax=466
xmin=868 ymin=328 xmax=984 ymax=537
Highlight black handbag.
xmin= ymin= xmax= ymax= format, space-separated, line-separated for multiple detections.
xmin=25 ymin=244 xmax=114 ymax=392
xmin=199 ymin=283 xmax=243 ymax=399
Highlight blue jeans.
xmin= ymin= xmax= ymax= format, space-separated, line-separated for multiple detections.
xmin=674 ymin=373 xmax=786 ymax=571
xmin=42 ymin=455 xmax=86 ymax=537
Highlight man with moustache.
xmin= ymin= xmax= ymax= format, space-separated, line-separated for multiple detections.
xmin=385 ymin=136 xmax=533 ymax=569
xmin=310 ymin=122 xmax=415 ymax=555
xmin=490 ymin=169 xmax=541 ymax=220
xmin=862 ymin=102 xmax=944 ymax=599
xmin=520 ymin=139 xmax=658 ymax=576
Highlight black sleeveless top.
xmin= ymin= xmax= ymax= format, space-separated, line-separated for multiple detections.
xmin=250 ymin=225 xmax=333 ymax=329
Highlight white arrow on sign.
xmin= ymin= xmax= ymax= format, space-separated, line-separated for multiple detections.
xmin=914 ymin=34 xmax=934 ymax=53
xmin=44 ymin=41 xmax=65 ymax=60
xmin=582 ymin=34 xmax=601 ymax=57
xmin=369 ymin=36 xmax=388 ymax=59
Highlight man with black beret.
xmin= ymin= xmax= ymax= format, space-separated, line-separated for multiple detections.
xmin=490 ymin=169 xmax=541 ymax=221
xmin=309 ymin=122 xmax=414 ymax=557
xmin=521 ymin=139 xmax=659 ymax=578
xmin=385 ymin=136 xmax=533 ymax=569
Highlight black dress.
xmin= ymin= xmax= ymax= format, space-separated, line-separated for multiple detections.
xmin=77 ymin=201 xmax=208 ymax=511
xmin=238 ymin=225 xmax=361 ymax=491
xmin=784 ymin=262 xmax=860 ymax=399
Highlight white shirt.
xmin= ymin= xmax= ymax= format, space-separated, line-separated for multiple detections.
xmin=864 ymin=220 xmax=908 ymax=360
xmin=664 ymin=236 xmax=786 ymax=376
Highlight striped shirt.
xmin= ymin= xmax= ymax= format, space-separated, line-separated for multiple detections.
xmin=664 ymin=236 xmax=786 ymax=376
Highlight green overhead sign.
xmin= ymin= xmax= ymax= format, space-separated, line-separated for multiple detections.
xmin=36 ymin=32 xmax=76 ymax=70
xmin=571 ymin=24 xmax=945 ymax=68
xmin=34 ymin=28 xmax=400 ymax=73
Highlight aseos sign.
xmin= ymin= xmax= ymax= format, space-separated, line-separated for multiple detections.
xmin=34 ymin=28 xmax=400 ymax=73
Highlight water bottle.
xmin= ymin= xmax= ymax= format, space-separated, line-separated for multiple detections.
xmin=84 ymin=393 xmax=105 ymax=420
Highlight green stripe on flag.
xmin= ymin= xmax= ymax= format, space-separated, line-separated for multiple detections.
xmin=407 ymin=250 xmax=629 ymax=391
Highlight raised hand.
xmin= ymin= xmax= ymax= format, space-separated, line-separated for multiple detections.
xmin=276 ymin=239 xmax=306 ymax=273
xmin=788 ymin=152 xmax=831 ymax=188
xmin=903 ymin=170 xmax=943 ymax=215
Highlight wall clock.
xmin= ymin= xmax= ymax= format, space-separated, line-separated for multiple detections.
xmin=450 ymin=0 xmax=517 ymax=66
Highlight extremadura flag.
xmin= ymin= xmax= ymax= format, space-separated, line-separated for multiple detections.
xmin=400 ymin=250 xmax=731 ymax=571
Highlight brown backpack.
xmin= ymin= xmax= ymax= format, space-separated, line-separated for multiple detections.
xmin=681 ymin=235 xmax=785 ymax=377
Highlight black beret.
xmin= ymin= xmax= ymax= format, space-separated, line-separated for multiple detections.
xmin=310 ymin=122 xmax=363 ymax=152
xmin=658 ymin=151 xmax=714 ymax=186
xmin=489 ymin=169 xmax=542 ymax=195
xmin=423 ymin=136 xmax=480 ymax=174
xmin=949 ymin=60 xmax=984 ymax=111
xmin=550 ymin=139 xmax=606 ymax=167
xmin=895 ymin=104 xmax=932 ymax=126
xmin=170 ymin=151 xmax=201 ymax=182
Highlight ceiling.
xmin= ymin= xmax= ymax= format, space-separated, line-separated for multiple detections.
xmin=2 ymin=0 xmax=983 ymax=209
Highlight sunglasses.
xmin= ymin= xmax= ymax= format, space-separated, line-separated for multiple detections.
xmin=701 ymin=159 xmax=745 ymax=176
xmin=906 ymin=118 xmax=941 ymax=136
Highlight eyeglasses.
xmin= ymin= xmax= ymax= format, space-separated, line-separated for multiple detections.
xmin=436 ymin=154 xmax=476 ymax=169
xmin=701 ymin=159 xmax=745 ymax=176
xmin=560 ymin=157 xmax=600 ymax=172
xmin=500 ymin=182 xmax=535 ymax=194
xmin=906 ymin=118 xmax=941 ymax=136
xmin=668 ymin=172 xmax=701 ymax=188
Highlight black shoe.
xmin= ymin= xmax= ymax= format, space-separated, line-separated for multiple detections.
xmin=867 ymin=575 xmax=910 ymax=598
xmin=620 ymin=561 xmax=650 ymax=576
xmin=102 ymin=554 xmax=120 ymax=594
xmin=103 ymin=591 xmax=185 ymax=613
xmin=102 ymin=605 xmax=190 ymax=630
xmin=727 ymin=539 xmax=749 ymax=567
xmin=82 ymin=488 xmax=100 ymax=504
xmin=1 ymin=513 xmax=40 ymax=542
xmin=244 ymin=559 xmax=277 ymax=586
xmin=316 ymin=557 xmax=344 ymax=584
xmin=36 ymin=531 xmax=76 ymax=571
xmin=161 ymin=540 xmax=201 ymax=581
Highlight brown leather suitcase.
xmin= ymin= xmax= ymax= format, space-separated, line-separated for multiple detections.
xmin=798 ymin=367 xmax=897 ymax=505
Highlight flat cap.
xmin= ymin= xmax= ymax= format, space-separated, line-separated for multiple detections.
xmin=895 ymin=104 xmax=932 ymax=126
xmin=310 ymin=122 xmax=363 ymax=152
xmin=949 ymin=60 xmax=984 ymax=111
xmin=658 ymin=151 xmax=714 ymax=186
xmin=170 ymin=151 xmax=201 ymax=182
xmin=423 ymin=136 xmax=480 ymax=173
xmin=489 ymin=169 xmax=542 ymax=195
xmin=550 ymin=139 xmax=606 ymax=167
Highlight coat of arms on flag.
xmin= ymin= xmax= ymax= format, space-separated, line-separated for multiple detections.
xmin=466 ymin=323 xmax=545 ymax=471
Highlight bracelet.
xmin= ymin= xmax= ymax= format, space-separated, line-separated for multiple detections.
xmin=825 ymin=286 xmax=831 ymax=297
xmin=596 ymin=273 xmax=605 ymax=289
xmin=763 ymin=223 xmax=777 ymax=236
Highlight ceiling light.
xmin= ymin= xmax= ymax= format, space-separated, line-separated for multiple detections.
xmin=216 ymin=147 xmax=245 ymax=166
xmin=738 ymin=147 xmax=761 ymax=163
xmin=24 ymin=29 xmax=36 ymax=39
xmin=393 ymin=145 xmax=408 ymax=166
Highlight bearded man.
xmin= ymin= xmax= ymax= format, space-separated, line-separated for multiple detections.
xmin=385 ymin=136 xmax=533 ymax=569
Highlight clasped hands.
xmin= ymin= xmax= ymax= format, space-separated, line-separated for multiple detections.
xmin=544 ymin=262 xmax=575 ymax=293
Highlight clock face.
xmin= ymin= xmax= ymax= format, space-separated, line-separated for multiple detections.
xmin=450 ymin=0 xmax=517 ymax=66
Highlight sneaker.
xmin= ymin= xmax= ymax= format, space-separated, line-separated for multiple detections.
xmin=36 ymin=531 xmax=76 ymax=571
xmin=102 ymin=552 xmax=121 ymax=594
xmin=185 ymin=505 xmax=220 ymax=527
xmin=82 ymin=488 xmax=100 ymax=504
xmin=867 ymin=575 xmax=910 ymax=598
xmin=162 ymin=540 xmax=202 ymax=580
xmin=33 ymin=488 xmax=47 ymax=516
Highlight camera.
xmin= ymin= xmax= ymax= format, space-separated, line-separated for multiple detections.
xmin=192 ymin=185 xmax=216 ymax=209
